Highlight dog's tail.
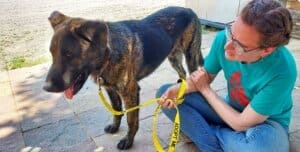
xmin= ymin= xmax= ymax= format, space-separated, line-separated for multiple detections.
xmin=184 ymin=10 xmax=203 ymax=74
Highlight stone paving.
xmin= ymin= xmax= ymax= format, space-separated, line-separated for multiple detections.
xmin=0 ymin=32 xmax=299 ymax=152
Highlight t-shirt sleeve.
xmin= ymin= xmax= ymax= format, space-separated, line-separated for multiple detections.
xmin=204 ymin=31 xmax=225 ymax=75
xmin=250 ymin=76 xmax=295 ymax=116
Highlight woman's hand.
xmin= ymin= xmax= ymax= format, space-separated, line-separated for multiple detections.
xmin=158 ymin=84 xmax=180 ymax=109
xmin=190 ymin=67 xmax=211 ymax=93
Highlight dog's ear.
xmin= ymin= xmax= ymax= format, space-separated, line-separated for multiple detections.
xmin=96 ymin=22 xmax=108 ymax=50
xmin=74 ymin=21 xmax=108 ymax=49
xmin=48 ymin=11 xmax=69 ymax=29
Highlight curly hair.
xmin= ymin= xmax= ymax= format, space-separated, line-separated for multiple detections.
xmin=240 ymin=0 xmax=293 ymax=48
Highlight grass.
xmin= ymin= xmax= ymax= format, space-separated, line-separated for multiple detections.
xmin=7 ymin=55 xmax=50 ymax=70
xmin=9 ymin=56 xmax=25 ymax=69
xmin=0 ymin=27 xmax=51 ymax=70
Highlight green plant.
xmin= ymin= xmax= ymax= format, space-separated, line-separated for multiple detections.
xmin=7 ymin=55 xmax=50 ymax=70
xmin=9 ymin=56 xmax=26 ymax=69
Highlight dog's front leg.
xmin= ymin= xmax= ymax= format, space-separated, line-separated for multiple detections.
xmin=104 ymin=87 xmax=123 ymax=133
xmin=117 ymin=84 xmax=140 ymax=150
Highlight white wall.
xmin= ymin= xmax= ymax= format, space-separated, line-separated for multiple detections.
xmin=186 ymin=0 xmax=251 ymax=23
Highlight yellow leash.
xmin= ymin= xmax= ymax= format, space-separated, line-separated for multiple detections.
xmin=97 ymin=79 xmax=187 ymax=152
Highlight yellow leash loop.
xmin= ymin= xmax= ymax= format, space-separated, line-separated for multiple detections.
xmin=98 ymin=79 xmax=187 ymax=152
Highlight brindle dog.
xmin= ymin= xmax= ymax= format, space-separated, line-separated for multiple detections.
xmin=43 ymin=6 xmax=203 ymax=150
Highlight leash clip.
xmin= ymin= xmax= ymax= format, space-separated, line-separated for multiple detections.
xmin=97 ymin=76 xmax=104 ymax=90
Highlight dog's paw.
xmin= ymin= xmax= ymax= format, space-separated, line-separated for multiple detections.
xmin=117 ymin=137 xmax=133 ymax=150
xmin=104 ymin=124 xmax=119 ymax=133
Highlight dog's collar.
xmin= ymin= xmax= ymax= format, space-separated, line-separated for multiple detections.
xmin=97 ymin=61 xmax=108 ymax=86
xmin=97 ymin=76 xmax=105 ymax=87
xmin=97 ymin=47 xmax=110 ymax=86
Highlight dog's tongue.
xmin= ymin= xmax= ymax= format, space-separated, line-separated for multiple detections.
xmin=64 ymin=85 xmax=74 ymax=100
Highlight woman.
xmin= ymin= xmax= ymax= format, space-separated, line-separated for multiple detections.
xmin=156 ymin=0 xmax=297 ymax=151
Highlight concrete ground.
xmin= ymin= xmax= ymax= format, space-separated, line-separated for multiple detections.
xmin=0 ymin=32 xmax=299 ymax=152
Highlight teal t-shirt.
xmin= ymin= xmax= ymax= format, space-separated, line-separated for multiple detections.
xmin=204 ymin=30 xmax=297 ymax=127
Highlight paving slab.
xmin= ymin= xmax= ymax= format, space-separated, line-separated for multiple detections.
xmin=0 ymin=71 xmax=10 ymax=83
xmin=77 ymin=107 xmax=112 ymax=138
xmin=94 ymin=125 xmax=157 ymax=152
xmin=0 ymin=130 xmax=25 ymax=152
xmin=291 ymin=89 xmax=300 ymax=132
xmin=0 ymin=96 xmax=16 ymax=114
xmin=290 ymin=130 xmax=300 ymax=152
xmin=23 ymin=117 xmax=95 ymax=151
xmin=0 ymin=112 xmax=24 ymax=152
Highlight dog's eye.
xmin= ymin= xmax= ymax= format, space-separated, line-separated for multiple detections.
xmin=64 ymin=50 xmax=72 ymax=57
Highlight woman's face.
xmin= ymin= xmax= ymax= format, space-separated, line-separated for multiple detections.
xmin=224 ymin=17 xmax=265 ymax=63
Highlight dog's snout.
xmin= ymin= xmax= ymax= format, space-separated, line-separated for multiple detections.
xmin=43 ymin=81 xmax=55 ymax=92
xmin=43 ymin=80 xmax=63 ymax=92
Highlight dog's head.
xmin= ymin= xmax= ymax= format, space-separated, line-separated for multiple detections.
xmin=43 ymin=11 xmax=108 ymax=99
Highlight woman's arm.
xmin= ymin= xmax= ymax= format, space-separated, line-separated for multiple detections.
xmin=200 ymin=86 xmax=267 ymax=131
xmin=158 ymin=69 xmax=216 ymax=108
xmin=191 ymin=67 xmax=268 ymax=131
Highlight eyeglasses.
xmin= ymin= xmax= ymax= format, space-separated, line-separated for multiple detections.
xmin=225 ymin=25 xmax=262 ymax=54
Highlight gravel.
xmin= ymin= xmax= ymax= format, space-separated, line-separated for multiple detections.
xmin=0 ymin=0 xmax=185 ymax=71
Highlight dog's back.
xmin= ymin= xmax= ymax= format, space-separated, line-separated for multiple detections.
xmin=106 ymin=7 xmax=203 ymax=80
xmin=142 ymin=6 xmax=203 ymax=76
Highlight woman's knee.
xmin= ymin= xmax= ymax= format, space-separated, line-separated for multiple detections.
xmin=218 ymin=120 xmax=289 ymax=152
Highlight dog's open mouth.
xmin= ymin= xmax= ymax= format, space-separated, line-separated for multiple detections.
xmin=64 ymin=85 xmax=75 ymax=99
xmin=64 ymin=73 xmax=87 ymax=100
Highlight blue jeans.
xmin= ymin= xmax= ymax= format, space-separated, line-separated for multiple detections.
xmin=156 ymin=84 xmax=289 ymax=152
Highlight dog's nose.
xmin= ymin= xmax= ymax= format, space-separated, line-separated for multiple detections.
xmin=43 ymin=81 xmax=55 ymax=92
